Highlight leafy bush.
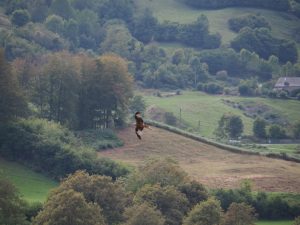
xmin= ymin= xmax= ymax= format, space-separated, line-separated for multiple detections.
xmin=239 ymin=84 xmax=254 ymax=96
xmin=0 ymin=119 xmax=129 ymax=179
xmin=44 ymin=14 xmax=65 ymax=34
xmin=24 ymin=202 xmax=43 ymax=222
xmin=11 ymin=9 xmax=31 ymax=27
xmin=76 ymin=129 xmax=123 ymax=150
xmin=294 ymin=216 xmax=300 ymax=225
xmin=268 ymin=124 xmax=286 ymax=139
xmin=164 ymin=112 xmax=177 ymax=126
xmin=204 ymin=83 xmax=224 ymax=94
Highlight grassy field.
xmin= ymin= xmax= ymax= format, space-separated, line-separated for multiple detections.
xmin=0 ymin=158 xmax=57 ymax=202
xmin=256 ymin=221 xmax=293 ymax=225
xmin=99 ymin=126 xmax=300 ymax=193
xmin=143 ymin=91 xmax=300 ymax=139
xmin=252 ymin=144 xmax=300 ymax=155
xmin=136 ymin=0 xmax=300 ymax=56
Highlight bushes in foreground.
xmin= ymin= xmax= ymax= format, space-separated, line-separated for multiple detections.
xmin=0 ymin=118 xmax=129 ymax=179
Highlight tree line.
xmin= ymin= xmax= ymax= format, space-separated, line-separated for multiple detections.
xmin=2 ymin=159 xmax=300 ymax=225
xmin=10 ymin=51 xmax=133 ymax=129
xmin=215 ymin=113 xmax=300 ymax=140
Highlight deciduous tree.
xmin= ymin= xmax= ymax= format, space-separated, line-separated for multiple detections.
xmin=0 ymin=177 xmax=27 ymax=225
xmin=33 ymin=189 xmax=106 ymax=225
xmin=253 ymin=118 xmax=267 ymax=138
xmin=183 ymin=198 xmax=223 ymax=225
xmin=122 ymin=203 xmax=165 ymax=225
xmin=0 ymin=49 xmax=27 ymax=123
xmin=134 ymin=184 xmax=189 ymax=225
xmin=222 ymin=202 xmax=257 ymax=225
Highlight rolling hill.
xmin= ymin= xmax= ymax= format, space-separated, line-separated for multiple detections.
xmin=99 ymin=126 xmax=300 ymax=193
xmin=136 ymin=0 xmax=300 ymax=57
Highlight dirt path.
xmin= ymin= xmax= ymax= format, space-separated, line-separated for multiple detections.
xmin=99 ymin=127 xmax=300 ymax=192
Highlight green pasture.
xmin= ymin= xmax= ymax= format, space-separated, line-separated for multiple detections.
xmin=144 ymin=91 xmax=300 ymax=139
xmin=0 ymin=158 xmax=57 ymax=202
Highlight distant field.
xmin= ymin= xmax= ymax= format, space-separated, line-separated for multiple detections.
xmin=136 ymin=0 xmax=300 ymax=56
xmin=256 ymin=221 xmax=293 ymax=225
xmin=0 ymin=158 xmax=57 ymax=202
xmin=143 ymin=91 xmax=300 ymax=139
xmin=250 ymin=144 xmax=300 ymax=157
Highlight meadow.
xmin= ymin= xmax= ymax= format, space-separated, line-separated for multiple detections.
xmin=144 ymin=91 xmax=300 ymax=139
xmin=0 ymin=158 xmax=57 ymax=202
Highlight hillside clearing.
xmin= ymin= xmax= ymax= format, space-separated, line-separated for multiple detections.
xmin=0 ymin=158 xmax=57 ymax=202
xmin=99 ymin=127 xmax=300 ymax=193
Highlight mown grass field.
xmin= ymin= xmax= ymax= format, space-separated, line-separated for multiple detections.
xmin=143 ymin=91 xmax=300 ymax=139
xmin=136 ymin=0 xmax=300 ymax=56
xmin=0 ymin=158 xmax=57 ymax=202
xmin=99 ymin=126 xmax=300 ymax=193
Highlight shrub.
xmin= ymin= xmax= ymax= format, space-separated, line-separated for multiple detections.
xmin=239 ymin=84 xmax=254 ymax=96
xmin=268 ymin=125 xmax=286 ymax=139
xmin=44 ymin=15 xmax=65 ymax=34
xmin=294 ymin=216 xmax=300 ymax=225
xmin=11 ymin=9 xmax=31 ymax=27
xmin=204 ymin=83 xmax=224 ymax=94
xmin=216 ymin=70 xmax=228 ymax=81
xmin=164 ymin=112 xmax=177 ymax=126
xmin=24 ymin=202 xmax=43 ymax=222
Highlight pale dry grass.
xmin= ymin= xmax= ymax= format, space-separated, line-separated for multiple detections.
xmin=99 ymin=127 xmax=300 ymax=193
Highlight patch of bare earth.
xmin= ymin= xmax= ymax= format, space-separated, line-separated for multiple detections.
xmin=99 ymin=127 xmax=300 ymax=193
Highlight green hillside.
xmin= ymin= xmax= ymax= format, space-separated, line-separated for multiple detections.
xmin=0 ymin=158 xmax=57 ymax=202
xmin=136 ymin=0 xmax=300 ymax=55
xmin=144 ymin=91 xmax=300 ymax=138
